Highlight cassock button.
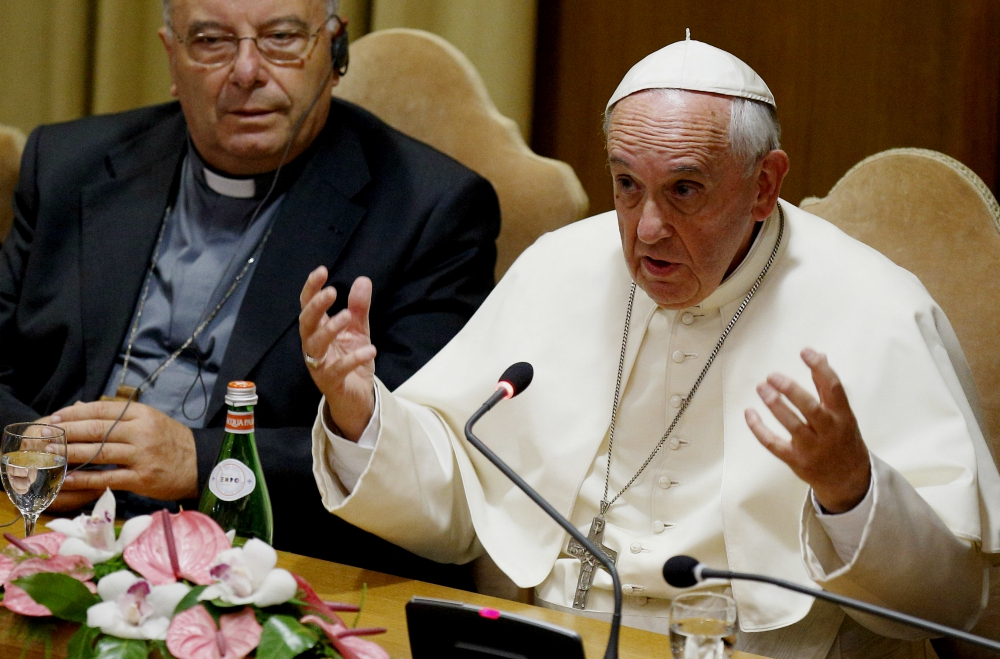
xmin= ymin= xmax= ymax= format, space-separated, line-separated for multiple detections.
xmin=670 ymin=395 xmax=683 ymax=408
xmin=622 ymin=585 xmax=634 ymax=595
xmin=629 ymin=541 xmax=643 ymax=554
xmin=672 ymin=350 xmax=686 ymax=363
xmin=668 ymin=437 xmax=681 ymax=450
xmin=653 ymin=520 xmax=665 ymax=533
xmin=681 ymin=312 xmax=695 ymax=325
xmin=658 ymin=476 xmax=673 ymax=489
xmin=635 ymin=596 xmax=649 ymax=606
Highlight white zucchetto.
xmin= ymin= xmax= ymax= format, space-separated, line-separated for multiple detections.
xmin=607 ymin=36 xmax=775 ymax=109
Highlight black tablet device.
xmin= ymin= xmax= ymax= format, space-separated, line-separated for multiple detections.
xmin=405 ymin=596 xmax=588 ymax=659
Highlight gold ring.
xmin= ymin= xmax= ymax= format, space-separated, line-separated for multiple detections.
xmin=304 ymin=352 xmax=322 ymax=369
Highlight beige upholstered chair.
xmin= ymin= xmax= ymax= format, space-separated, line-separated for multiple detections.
xmin=0 ymin=124 xmax=26 ymax=244
xmin=332 ymin=28 xmax=589 ymax=279
xmin=800 ymin=149 xmax=1000 ymax=657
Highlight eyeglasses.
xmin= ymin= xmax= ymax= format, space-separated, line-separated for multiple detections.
xmin=172 ymin=16 xmax=340 ymax=67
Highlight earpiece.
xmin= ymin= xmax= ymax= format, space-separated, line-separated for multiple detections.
xmin=329 ymin=16 xmax=349 ymax=77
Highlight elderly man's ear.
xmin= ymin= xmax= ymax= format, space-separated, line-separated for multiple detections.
xmin=752 ymin=150 xmax=791 ymax=221
xmin=157 ymin=26 xmax=180 ymax=98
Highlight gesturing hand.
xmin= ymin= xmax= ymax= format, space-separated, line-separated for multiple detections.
xmin=299 ymin=267 xmax=377 ymax=442
xmin=41 ymin=400 xmax=199 ymax=510
xmin=744 ymin=348 xmax=871 ymax=514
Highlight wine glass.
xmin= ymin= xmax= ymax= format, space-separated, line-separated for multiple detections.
xmin=669 ymin=592 xmax=737 ymax=659
xmin=1 ymin=423 xmax=68 ymax=537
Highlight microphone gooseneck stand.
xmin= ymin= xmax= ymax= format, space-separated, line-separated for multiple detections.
xmin=663 ymin=556 xmax=1000 ymax=654
xmin=464 ymin=364 xmax=622 ymax=659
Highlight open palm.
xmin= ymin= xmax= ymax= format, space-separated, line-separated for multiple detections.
xmin=299 ymin=267 xmax=378 ymax=441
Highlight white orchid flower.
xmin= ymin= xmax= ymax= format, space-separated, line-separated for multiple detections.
xmin=87 ymin=570 xmax=191 ymax=640
xmin=199 ymin=539 xmax=296 ymax=608
xmin=46 ymin=489 xmax=153 ymax=563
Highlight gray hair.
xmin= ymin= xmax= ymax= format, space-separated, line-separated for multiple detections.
xmin=162 ymin=0 xmax=339 ymax=27
xmin=604 ymin=89 xmax=781 ymax=177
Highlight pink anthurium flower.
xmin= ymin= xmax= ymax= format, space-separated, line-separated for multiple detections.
xmin=0 ymin=532 xmax=66 ymax=582
xmin=300 ymin=614 xmax=389 ymax=659
xmin=124 ymin=510 xmax=230 ymax=586
xmin=86 ymin=570 xmax=190 ymax=639
xmin=167 ymin=604 xmax=262 ymax=659
xmin=47 ymin=488 xmax=152 ymax=563
xmin=3 ymin=554 xmax=95 ymax=617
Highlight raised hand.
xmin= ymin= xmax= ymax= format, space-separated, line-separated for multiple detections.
xmin=43 ymin=401 xmax=198 ymax=509
xmin=744 ymin=348 xmax=871 ymax=514
xmin=299 ymin=267 xmax=378 ymax=441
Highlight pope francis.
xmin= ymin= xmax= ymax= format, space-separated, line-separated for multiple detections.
xmin=298 ymin=38 xmax=1000 ymax=659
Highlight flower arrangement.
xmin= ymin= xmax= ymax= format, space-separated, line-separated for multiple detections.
xmin=0 ymin=490 xmax=389 ymax=659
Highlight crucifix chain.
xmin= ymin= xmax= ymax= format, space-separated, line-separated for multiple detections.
xmin=600 ymin=208 xmax=784 ymax=514
xmin=567 ymin=208 xmax=784 ymax=611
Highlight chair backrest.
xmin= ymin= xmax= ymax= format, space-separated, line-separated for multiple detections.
xmin=800 ymin=148 xmax=1000 ymax=450
xmin=332 ymin=28 xmax=589 ymax=279
xmin=0 ymin=124 xmax=26 ymax=244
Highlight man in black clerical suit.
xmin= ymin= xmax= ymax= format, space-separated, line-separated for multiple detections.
xmin=0 ymin=0 xmax=498 ymax=589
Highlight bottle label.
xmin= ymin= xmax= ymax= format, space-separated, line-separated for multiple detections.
xmin=208 ymin=458 xmax=257 ymax=502
xmin=225 ymin=411 xmax=254 ymax=434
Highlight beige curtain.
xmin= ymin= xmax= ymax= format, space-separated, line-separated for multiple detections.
xmin=0 ymin=0 xmax=535 ymax=140
xmin=340 ymin=0 xmax=373 ymax=37
xmin=0 ymin=0 xmax=172 ymax=134
xmin=370 ymin=0 xmax=537 ymax=140
xmin=0 ymin=0 xmax=93 ymax=134
xmin=90 ymin=0 xmax=173 ymax=115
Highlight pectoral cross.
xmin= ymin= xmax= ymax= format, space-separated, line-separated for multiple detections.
xmin=567 ymin=512 xmax=618 ymax=610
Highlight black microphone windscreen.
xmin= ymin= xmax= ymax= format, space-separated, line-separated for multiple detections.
xmin=498 ymin=362 xmax=533 ymax=397
xmin=663 ymin=555 xmax=700 ymax=588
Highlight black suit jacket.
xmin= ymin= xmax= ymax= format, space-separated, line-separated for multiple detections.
xmin=0 ymin=99 xmax=499 ymax=589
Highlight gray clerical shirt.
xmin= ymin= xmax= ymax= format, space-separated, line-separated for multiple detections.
xmin=102 ymin=147 xmax=285 ymax=427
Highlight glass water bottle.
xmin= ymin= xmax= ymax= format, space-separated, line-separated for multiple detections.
xmin=198 ymin=381 xmax=273 ymax=546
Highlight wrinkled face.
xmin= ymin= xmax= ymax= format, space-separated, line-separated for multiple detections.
xmin=607 ymin=90 xmax=763 ymax=309
xmin=160 ymin=0 xmax=336 ymax=175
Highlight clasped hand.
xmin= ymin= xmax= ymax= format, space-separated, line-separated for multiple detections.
xmin=41 ymin=401 xmax=199 ymax=511
xmin=745 ymin=348 xmax=872 ymax=514
xmin=298 ymin=267 xmax=378 ymax=442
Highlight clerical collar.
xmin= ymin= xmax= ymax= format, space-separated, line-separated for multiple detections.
xmin=696 ymin=203 xmax=784 ymax=312
xmin=203 ymin=168 xmax=255 ymax=198
xmin=186 ymin=143 xmax=307 ymax=201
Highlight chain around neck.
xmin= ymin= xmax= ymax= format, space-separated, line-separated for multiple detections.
xmin=600 ymin=207 xmax=785 ymax=515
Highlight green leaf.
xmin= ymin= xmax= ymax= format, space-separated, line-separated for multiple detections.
xmin=147 ymin=639 xmax=176 ymax=659
xmin=171 ymin=585 xmax=207 ymax=616
xmin=12 ymin=573 xmax=99 ymax=623
xmin=91 ymin=555 xmax=129 ymax=582
xmin=258 ymin=615 xmax=319 ymax=659
xmin=66 ymin=625 xmax=102 ymax=659
xmin=352 ymin=583 xmax=367 ymax=628
xmin=92 ymin=637 xmax=148 ymax=659
xmin=207 ymin=598 xmax=241 ymax=608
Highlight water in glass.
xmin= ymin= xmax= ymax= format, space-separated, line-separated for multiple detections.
xmin=669 ymin=592 xmax=737 ymax=659
xmin=1 ymin=423 xmax=67 ymax=536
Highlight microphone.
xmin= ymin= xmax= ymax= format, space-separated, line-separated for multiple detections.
xmin=496 ymin=362 xmax=533 ymax=399
xmin=464 ymin=363 xmax=621 ymax=659
xmin=663 ymin=556 xmax=1000 ymax=654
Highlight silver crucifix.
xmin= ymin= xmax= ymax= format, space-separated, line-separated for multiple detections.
xmin=567 ymin=513 xmax=618 ymax=610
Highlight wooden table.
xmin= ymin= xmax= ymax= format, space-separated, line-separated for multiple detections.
xmin=0 ymin=502 xmax=767 ymax=658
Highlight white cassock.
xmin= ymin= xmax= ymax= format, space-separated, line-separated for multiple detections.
xmin=311 ymin=200 xmax=1000 ymax=659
